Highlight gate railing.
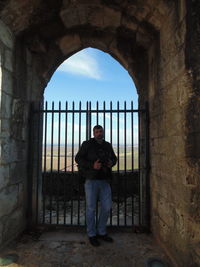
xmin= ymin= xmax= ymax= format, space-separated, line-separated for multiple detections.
xmin=29 ymin=101 xmax=149 ymax=229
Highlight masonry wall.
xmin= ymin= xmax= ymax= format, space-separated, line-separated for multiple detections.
xmin=0 ymin=21 xmax=35 ymax=248
xmin=148 ymin=2 xmax=200 ymax=266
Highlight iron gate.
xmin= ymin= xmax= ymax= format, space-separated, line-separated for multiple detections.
xmin=29 ymin=101 xmax=149 ymax=229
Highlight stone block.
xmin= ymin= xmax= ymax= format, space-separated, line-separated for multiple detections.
xmin=0 ymin=221 xmax=3 ymax=245
xmin=9 ymin=162 xmax=26 ymax=184
xmin=147 ymin=9 xmax=164 ymax=30
xmin=103 ymin=7 xmax=121 ymax=28
xmin=1 ymin=68 xmax=13 ymax=95
xmin=0 ymin=185 xmax=18 ymax=216
xmin=109 ymin=40 xmax=128 ymax=70
xmin=0 ymin=91 xmax=12 ymax=119
xmin=2 ymin=208 xmax=25 ymax=245
xmin=0 ymin=137 xmax=11 ymax=164
xmin=0 ymin=119 xmax=10 ymax=138
xmin=0 ymin=21 xmax=14 ymax=49
xmin=60 ymin=8 xmax=80 ymax=28
xmin=4 ymin=49 xmax=13 ymax=72
xmin=0 ymin=164 xmax=9 ymax=189
xmin=57 ymin=34 xmax=81 ymax=56
xmin=9 ymin=140 xmax=26 ymax=162
xmin=26 ymin=48 xmax=32 ymax=66
xmin=121 ymin=16 xmax=137 ymax=32
xmin=88 ymin=7 xmax=104 ymax=28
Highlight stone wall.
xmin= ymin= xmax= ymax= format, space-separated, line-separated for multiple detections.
xmin=0 ymin=21 xmax=37 ymax=249
xmin=0 ymin=20 xmax=25 ymax=248
xmin=149 ymin=1 xmax=200 ymax=266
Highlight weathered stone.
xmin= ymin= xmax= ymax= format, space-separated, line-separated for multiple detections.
xmin=109 ymin=40 xmax=128 ymax=70
xmin=4 ymin=49 xmax=13 ymax=72
xmin=0 ymin=21 xmax=14 ymax=49
xmin=9 ymin=162 xmax=26 ymax=184
xmin=0 ymin=164 xmax=9 ymax=189
xmin=1 ymin=68 xmax=13 ymax=95
xmin=0 ymin=185 xmax=18 ymax=217
xmin=2 ymin=208 xmax=25 ymax=244
xmin=57 ymin=34 xmax=82 ymax=56
xmin=121 ymin=16 xmax=137 ymax=31
xmin=60 ymin=8 xmax=80 ymax=28
xmin=103 ymin=7 xmax=121 ymax=28
xmin=0 ymin=91 xmax=12 ymax=119
xmin=0 ymin=119 xmax=10 ymax=138
xmin=0 ymin=138 xmax=11 ymax=165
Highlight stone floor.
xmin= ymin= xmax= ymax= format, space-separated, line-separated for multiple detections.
xmin=0 ymin=227 xmax=174 ymax=267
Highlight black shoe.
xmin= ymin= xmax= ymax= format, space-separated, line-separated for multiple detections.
xmin=89 ymin=236 xmax=100 ymax=247
xmin=97 ymin=234 xmax=113 ymax=242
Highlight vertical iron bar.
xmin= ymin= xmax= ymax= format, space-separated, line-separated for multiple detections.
xmin=86 ymin=101 xmax=88 ymax=141
xmin=72 ymin=102 xmax=75 ymax=173
xmin=50 ymin=101 xmax=54 ymax=224
xmin=131 ymin=101 xmax=134 ymax=225
xmin=43 ymin=101 xmax=48 ymax=224
xmin=85 ymin=101 xmax=88 ymax=225
xmin=89 ymin=101 xmax=92 ymax=139
xmin=78 ymin=101 xmax=82 ymax=225
xmin=110 ymin=101 xmax=113 ymax=225
xmin=138 ymin=106 xmax=141 ymax=226
xmin=71 ymin=101 xmax=75 ymax=225
xmin=124 ymin=101 xmax=127 ymax=226
xmin=117 ymin=101 xmax=120 ymax=226
xmin=64 ymin=101 xmax=68 ymax=225
xmin=103 ymin=101 xmax=106 ymax=135
xmin=57 ymin=101 xmax=61 ymax=224
xmin=96 ymin=101 xmax=99 ymax=125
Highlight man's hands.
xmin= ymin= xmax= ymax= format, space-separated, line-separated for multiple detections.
xmin=106 ymin=159 xmax=113 ymax=168
xmin=93 ymin=159 xmax=113 ymax=170
xmin=93 ymin=160 xmax=102 ymax=170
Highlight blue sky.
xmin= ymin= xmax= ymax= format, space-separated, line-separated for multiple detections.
xmin=44 ymin=48 xmax=138 ymax=109
xmin=43 ymin=48 xmax=138 ymax=145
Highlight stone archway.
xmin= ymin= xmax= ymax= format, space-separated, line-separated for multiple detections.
xmin=0 ymin=1 xmax=200 ymax=266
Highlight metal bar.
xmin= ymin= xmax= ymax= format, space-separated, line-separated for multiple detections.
xmin=71 ymin=101 xmax=75 ymax=225
xmin=110 ymin=101 xmax=113 ymax=226
xmin=64 ymin=101 xmax=68 ymax=225
xmin=86 ymin=102 xmax=88 ymax=141
xmin=131 ymin=101 xmax=134 ymax=172
xmin=41 ymin=109 xmax=141 ymax=113
xmin=72 ymin=101 xmax=75 ymax=173
xmin=124 ymin=101 xmax=127 ymax=226
xmin=89 ymin=101 xmax=92 ymax=139
xmin=56 ymin=101 xmax=61 ymax=224
xmin=78 ymin=101 xmax=82 ymax=225
xmin=50 ymin=101 xmax=54 ymax=224
xmin=103 ymin=101 xmax=106 ymax=134
xmin=138 ymin=105 xmax=141 ymax=226
xmin=131 ymin=101 xmax=134 ymax=226
xmin=117 ymin=101 xmax=120 ymax=226
xmin=43 ymin=101 xmax=48 ymax=223
xmin=96 ymin=101 xmax=99 ymax=125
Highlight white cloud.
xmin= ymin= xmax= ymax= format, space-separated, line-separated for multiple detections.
xmin=57 ymin=49 xmax=102 ymax=80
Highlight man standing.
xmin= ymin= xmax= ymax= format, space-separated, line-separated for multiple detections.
xmin=75 ymin=125 xmax=117 ymax=246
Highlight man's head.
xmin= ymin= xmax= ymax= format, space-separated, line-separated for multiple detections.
xmin=93 ymin=125 xmax=104 ymax=140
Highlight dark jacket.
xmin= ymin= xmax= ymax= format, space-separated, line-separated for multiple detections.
xmin=75 ymin=138 xmax=117 ymax=180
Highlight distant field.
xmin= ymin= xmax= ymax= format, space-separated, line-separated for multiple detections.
xmin=42 ymin=145 xmax=138 ymax=171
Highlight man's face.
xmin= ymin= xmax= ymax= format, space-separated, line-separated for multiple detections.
xmin=93 ymin=128 xmax=104 ymax=139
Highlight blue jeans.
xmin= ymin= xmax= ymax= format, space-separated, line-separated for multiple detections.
xmin=84 ymin=179 xmax=112 ymax=237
